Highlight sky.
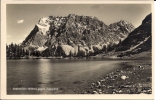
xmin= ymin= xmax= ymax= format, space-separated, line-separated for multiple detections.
xmin=7 ymin=4 xmax=151 ymax=44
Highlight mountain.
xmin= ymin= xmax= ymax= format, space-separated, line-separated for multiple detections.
xmin=115 ymin=13 xmax=152 ymax=58
xmin=21 ymin=14 xmax=134 ymax=57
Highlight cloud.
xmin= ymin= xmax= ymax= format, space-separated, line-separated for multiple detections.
xmin=91 ymin=5 xmax=104 ymax=10
xmin=17 ymin=19 xmax=24 ymax=24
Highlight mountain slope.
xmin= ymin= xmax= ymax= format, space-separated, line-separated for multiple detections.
xmin=22 ymin=14 xmax=135 ymax=57
xmin=115 ymin=13 xmax=152 ymax=57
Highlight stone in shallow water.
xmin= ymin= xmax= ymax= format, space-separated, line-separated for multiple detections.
xmin=118 ymin=90 xmax=122 ymax=93
xmin=92 ymin=83 xmax=95 ymax=86
xmin=100 ymin=79 xmax=105 ymax=82
xmin=114 ymin=75 xmax=118 ymax=78
xmin=113 ymin=91 xmax=116 ymax=94
xmin=121 ymin=75 xmax=127 ymax=80
xmin=139 ymin=65 xmax=143 ymax=68
xmin=93 ymin=91 xmax=98 ymax=94
xmin=99 ymin=91 xmax=103 ymax=94
xmin=97 ymin=81 xmax=101 ymax=86
xmin=96 ymin=89 xmax=102 ymax=92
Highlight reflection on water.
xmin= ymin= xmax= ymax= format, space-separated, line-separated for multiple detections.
xmin=7 ymin=59 xmax=131 ymax=94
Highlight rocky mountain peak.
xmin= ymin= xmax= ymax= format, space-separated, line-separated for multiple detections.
xmin=108 ymin=20 xmax=135 ymax=33
xmin=22 ymin=14 xmax=135 ymax=57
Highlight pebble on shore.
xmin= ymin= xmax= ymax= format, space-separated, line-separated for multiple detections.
xmin=84 ymin=62 xmax=152 ymax=94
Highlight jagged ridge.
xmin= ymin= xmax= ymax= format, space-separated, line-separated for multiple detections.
xmin=22 ymin=14 xmax=135 ymax=57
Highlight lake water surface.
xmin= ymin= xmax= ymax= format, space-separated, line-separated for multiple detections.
xmin=7 ymin=59 xmax=132 ymax=94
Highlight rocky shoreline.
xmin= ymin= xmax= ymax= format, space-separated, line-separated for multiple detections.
xmin=76 ymin=61 xmax=152 ymax=94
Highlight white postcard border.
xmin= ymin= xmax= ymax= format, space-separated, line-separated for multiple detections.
xmin=1 ymin=0 xmax=154 ymax=99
